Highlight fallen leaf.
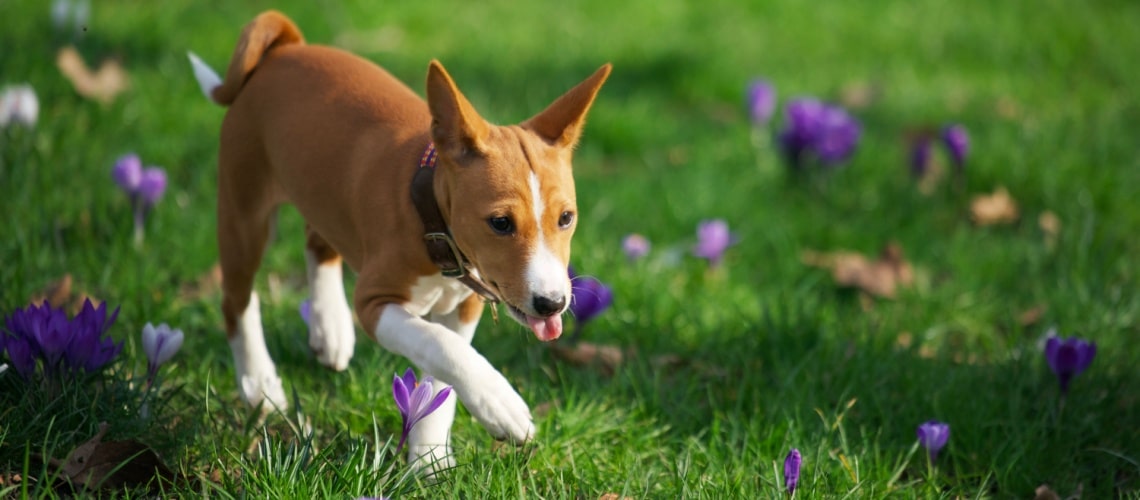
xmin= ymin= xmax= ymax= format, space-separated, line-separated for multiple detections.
xmin=1034 ymin=484 xmax=1060 ymax=500
xmin=57 ymin=45 xmax=130 ymax=104
xmin=29 ymin=275 xmax=102 ymax=315
xmin=31 ymin=274 xmax=73 ymax=308
xmin=896 ymin=332 xmax=913 ymax=349
xmin=839 ymin=80 xmax=881 ymax=110
xmin=549 ymin=341 xmax=623 ymax=376
xmin=599 ymin=494 xmax=634 ymax=500
xmin=1018 ymin=305 xmax=1047 ymax=327
xmin=801 ymin=242 xmax=914 ymax=299
xmin=178 ymin=263 xmax=222 ymax=301
xmin=1039 ymin=211 xmax=1061 ymax=249
xmin=970 ymin=187 xmax=1020 ymax=226
xmin=46 ymin=422 xmax=178 ymax=492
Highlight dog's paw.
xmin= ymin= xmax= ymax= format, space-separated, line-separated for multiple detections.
xmin=239 ymin=373 xmax=288 ymax=413
xmin=307 ymin=299 xmax=355 ymax=371
xmin=453 ymin=365 xmax=536 ymax=444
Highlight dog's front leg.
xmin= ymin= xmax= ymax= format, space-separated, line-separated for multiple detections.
xmin=402 ymin=303 xmax=478 ymax=471
xmin=372 ymin=303 xmax=535 ymax=446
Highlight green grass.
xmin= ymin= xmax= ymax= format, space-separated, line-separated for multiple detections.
xmin=3 ymin=0 xmax=1140 ymax=497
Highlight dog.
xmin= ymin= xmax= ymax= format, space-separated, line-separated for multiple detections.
xmin=188 ymin=10 xmax=610 ymax=469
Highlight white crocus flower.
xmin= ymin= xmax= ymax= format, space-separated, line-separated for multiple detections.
xmin=141 ymin=323 xmax=184 ymax=379
xmin=0 ymin=85 xmax=39 ymax=128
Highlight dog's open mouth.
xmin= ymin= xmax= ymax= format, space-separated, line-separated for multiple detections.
xmin=505 ymin=303 xmax=563 ymax=342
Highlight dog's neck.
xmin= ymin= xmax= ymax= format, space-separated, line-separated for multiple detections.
xmin=410 ymin=141 xmax=501 ymax=303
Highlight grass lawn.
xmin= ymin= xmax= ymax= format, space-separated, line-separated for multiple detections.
xmin=3 ymin=0 xmax=1140 ymax=497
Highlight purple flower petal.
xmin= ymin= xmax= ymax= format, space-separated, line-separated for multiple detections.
xmin=693 ymin=219 xmax=734 ymax=265
xmin=1044 ymin=333 xmax=1096 ymax=393
xmin=784 ymin=448 xmax=802 ymax=494
xmin=916 ymin=420 xmax=950 ymax=461
xmin=138 ymin=167 xmax=167 ymax=206
xmin=392 ymin=372 xmax=411 ymax=416
xmin=570 ymin=274 xmax=614 ymax=324
xmin=746 ymin=79 xmax=777 ymax=125
xmin=942 ymin=124 xmax=969 ymax=168
xmin=112 ymin=154 xmax=143 ymax=194
xmin=622 ymin=233 xmax=651 ymax=261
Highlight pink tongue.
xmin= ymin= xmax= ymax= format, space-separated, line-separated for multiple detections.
xmin=526 ymin=314 xmax=563 ymax=342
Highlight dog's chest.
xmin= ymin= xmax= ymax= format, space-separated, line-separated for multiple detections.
xmin=404 ymin=273 xmax=474 ymax=317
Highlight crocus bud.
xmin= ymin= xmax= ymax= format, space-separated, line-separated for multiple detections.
xmin=747 ymin=79 xmax=777 ymax=126
xmin=112 ymin=154 xmax=143 ymax=193
xmin=784 ymin=448 xmax=802 ymax=494
xmin=916 ymin=420 xmax=950 ymax=462
xmin=942 ymin=124 xmax=969 ymax=168
xmin=138 ymin=167 xmax=167 ymax=206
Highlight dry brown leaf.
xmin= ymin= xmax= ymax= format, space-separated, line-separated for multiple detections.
xmin=179 ymin=263 xmax=222 ymax=301
xmin=839 ymin=80 xmax=880 ymax=110
xmin=29 ymin=275 xmax=102 ymax=314
xmin=31 ymin=274 xmax=73 ymax=308
xmin=57 ymin=46 xmax=130 ymax=104
xmin=599 ymin=494 xmax=634 ymax=500
xmin=970 ymin=187 xmax=1020 ymax=226
xmin=801 ymin=243 xmax=914 ymax=299
xmin=1039 ymin=211 xmax=1061 ymax=249
xmin=46 ymin=422 xmax=177 ymax=492
xmin=896 ymin=332 xmax=913 ymax=349
xmin=1018 ymin=305 xmax=1047 ymax=327
xmin=1034 ymin=484 xmax=1061 ymax=500
xmin=916 ymin=158 xmax=946 ymax=196
xmin=549 ymin=341 xmax=624 ymax=376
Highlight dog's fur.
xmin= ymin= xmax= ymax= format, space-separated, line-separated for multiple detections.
xmin=190 ymin=10 xmax=610 ymax=469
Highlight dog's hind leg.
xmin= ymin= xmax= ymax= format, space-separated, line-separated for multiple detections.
xmin=304 ymin=226 xmax=356 ymax=371
xmin=218 ymin=139 xmax=288 ymax=413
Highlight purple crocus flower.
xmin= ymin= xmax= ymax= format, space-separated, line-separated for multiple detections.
xmin=1 ymin=299 xmax=122 ymax=380
xmin=392 ymin=368 xmax=451 ymax=453
xmin=746 ymin=79 xmax=778 ymax=126
xmin=2 ymin=335 xmax=37 ymax=379
xmin=112 ymin=154 xmax=143 ymax=194
xmin=567 ymin=267 xmax=614 ymax=340
xmin=622 ymin=233 xmax=651 ymax=261
xmin=138 ymin=167 xmax=167 ymax=207
xmin=916 ymin=420 xmax=950 ymax=462
xmin=941 ymin=124 xmax=969 ymax=169
xmin=784 ymin=448 xmax=802 ymax=494
xmin=1044 ymin=333 xmax=1096 ymax=394
xmin=910 ymin=137 xmax=932 ymax=177
xmin=777 ymin=98 xmax=861 ymax=169
xmin=299 ymin=299 xmax=312 ymax=326
xmin=693 ymin=219 xmax=734 ymax=266
xmin=141 ymin=322 xmax=184 ymax=381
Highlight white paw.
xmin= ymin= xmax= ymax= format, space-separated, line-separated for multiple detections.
xmin=307 ymin=299 xmax=355 ymax=371
xmin=408 ymin=444 xmax=456 ymax=475
xmin=240 ymin=373 xmax=288 ymax=413
xmin=453 ymin=363 xmax=536 ymax=443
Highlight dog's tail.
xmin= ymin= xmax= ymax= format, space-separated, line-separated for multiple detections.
xmin=187 ymin=10 xmax=305 ymax=106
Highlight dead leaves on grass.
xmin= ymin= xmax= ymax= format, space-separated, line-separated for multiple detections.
xmin=39 ymin=422 xmax=178 ymax=493
xmin=970 ymin=186 xmax=1020 ymax=226
xmin=549 ymin=341 xmax=625 ymax=376
xmin=801 ymin=242 xmax=915 ymax=299
xmin=57 ymin=45 xmax=130 ymax=104
xmin=29 ymin=274 xmax=102 ymax=314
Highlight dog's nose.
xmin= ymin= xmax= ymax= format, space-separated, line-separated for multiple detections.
xmin=532 ymin=295 xmax=566 ymax=317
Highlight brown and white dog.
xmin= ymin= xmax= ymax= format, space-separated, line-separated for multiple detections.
xmin=189 ymin=10 xmax=610 ymax=468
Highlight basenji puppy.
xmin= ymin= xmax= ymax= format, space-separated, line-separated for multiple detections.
xmin=188 ymin=10 xmax=610 ymax=469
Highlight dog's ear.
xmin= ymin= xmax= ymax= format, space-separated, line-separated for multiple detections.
xmin=524 ymin=63 xmax=612 ymax=149
xmin=426 ymin=60 xmax=489 ymax=159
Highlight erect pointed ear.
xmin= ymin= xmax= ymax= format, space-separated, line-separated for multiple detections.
xmin=524 ymin=63 xmax=612 ymax=148
xmin=426 ymin=60 xmax=489 ymax=159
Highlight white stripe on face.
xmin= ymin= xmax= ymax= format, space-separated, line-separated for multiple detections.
xmin=524 ymin=172 xmax=568 ymax=312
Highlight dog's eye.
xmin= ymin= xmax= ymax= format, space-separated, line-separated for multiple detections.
xmin=488 ymin=216 xmax=515 ymax=235
xmin=558 ymin=211 xmax=575 ymax=229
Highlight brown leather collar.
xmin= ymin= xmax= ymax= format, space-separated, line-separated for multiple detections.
xmin=410 ymin=142 xmax=501 ymax=304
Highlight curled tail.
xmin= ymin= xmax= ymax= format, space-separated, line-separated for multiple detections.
xmin=187 ymin=10 xmax=305 ymax=106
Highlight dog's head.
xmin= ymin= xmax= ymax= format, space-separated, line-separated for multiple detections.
xmin=426 ymin=61 xmax=610 ymax=342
